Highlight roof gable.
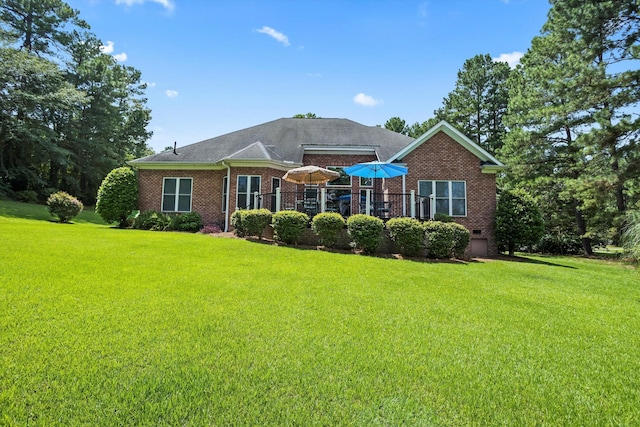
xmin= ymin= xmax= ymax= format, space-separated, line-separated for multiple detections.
xmin=224 ymin=141 xmax=283 ymax=161
xmin=388 ymin=121 xmax=505 ymax=170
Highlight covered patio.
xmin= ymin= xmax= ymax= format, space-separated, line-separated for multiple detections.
xmin=252 ymin=188 xmax=435 ymax=221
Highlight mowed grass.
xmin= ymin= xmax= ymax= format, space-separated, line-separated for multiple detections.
xmin=1 ymin=202 xmax=639 ymax=425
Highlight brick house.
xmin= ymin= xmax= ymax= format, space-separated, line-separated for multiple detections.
xmin=129 ymin=118 xmax=505 ymax=257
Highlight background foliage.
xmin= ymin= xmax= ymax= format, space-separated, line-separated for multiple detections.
xmin=0 ymin=0 xmax=152 ymax=204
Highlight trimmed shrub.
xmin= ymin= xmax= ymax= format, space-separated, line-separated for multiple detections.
xmin=311 ymin=212 xmax=346 ymax=248
xmin=424 ymin=221 xmax=455 ymax=259
xmin=169 ymin=211 xmax=204 ymax=233
xmin=495 ymin=188 xmax=544 ymax=256
xmin=240 ymin=209 xmax=272 ymax=239
xmin=347 ymin=214 xmax=384 ymax=254
xmin=433 ymin=212 xmax=454 ymax=222
xmin=230 ymin=210 xmax=246 ymax=237
xmin=96 ymin=167 xmax=138 ymax=228
xmin=272 ymin=210 xmax=309 ymax=244
xmin=132 ymin=210 xmax=171 ymax=231
xmin=386 ymin=217 xmax=425 ymax=256
xmin=450 ymin=222 xmax=471 ymax=259
xmin=47 ymin=191 xmax=83 ymax=223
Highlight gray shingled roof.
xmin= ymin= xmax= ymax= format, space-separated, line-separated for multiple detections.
xmin=130 ymin=118 xmax=415 ymax=165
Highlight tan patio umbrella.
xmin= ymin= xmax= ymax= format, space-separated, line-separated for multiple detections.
xmin=282 ymin=165 xmax=340 ymax=185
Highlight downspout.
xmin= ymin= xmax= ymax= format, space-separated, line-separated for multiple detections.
xmin=222 ymin=160 xmax=231 ymax=232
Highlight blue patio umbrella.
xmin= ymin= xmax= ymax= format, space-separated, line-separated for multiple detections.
xmin=343 ymin=161 xmax=408 ymax=179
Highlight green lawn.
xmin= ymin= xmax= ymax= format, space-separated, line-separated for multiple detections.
xmin=1 ymin=201 xmax=639 ymax=426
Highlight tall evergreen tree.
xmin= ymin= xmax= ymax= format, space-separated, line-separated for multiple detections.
xmin=0 ymin=0 xmax=88 ymax=55
xmin=0 ymin=0 xmax=152 ymax=203
xmin=384 ymin=117 xmax=409 ymax=135
xmin=502 ymin=0 xmax=640 ymax=253
xmin=435 ymin=54 xmax=511 ymax=154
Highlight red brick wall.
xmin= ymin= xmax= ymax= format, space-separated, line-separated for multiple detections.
xmin=138 ymin=169 xmax=226 ymax=226
xmin=398 ymin=132 xmax=499 ymax=256
xmin=226 ymin=167 xmax=288 ymax=212
xmin=137 ymin=133 xmax=499 ymax=255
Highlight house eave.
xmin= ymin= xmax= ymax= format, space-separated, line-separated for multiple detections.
xmin=128 ymin=161 xmax=226 ymax=170
xmin=128 ymin=159 xmax=299 ymax=171
xmin=480 ymin=164 xmax=507 ymax=174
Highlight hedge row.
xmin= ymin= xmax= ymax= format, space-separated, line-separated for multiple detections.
xmin=231 ymin=209 xmax=471 ymax=258
xmin=132 ymin=211 xmax=204 ymax=233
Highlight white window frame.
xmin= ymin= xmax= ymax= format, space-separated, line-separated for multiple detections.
xmin=162 ymin=177 xmax=193 ymax=212
xmin=418 ymin=180 xmax=467 ymax=217
xmin=236 ymin=175 xmax=261 ymax=210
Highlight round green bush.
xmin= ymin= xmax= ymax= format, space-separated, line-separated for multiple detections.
xmin=272 ymin=210 xmax=309 ymax=244
xmin=311 ymin=212 xmax=346 ymax=248
xmin=386 ymin=217 xmax=425 ymax=256
xmin=96 ymin=167 xmax=138 ymax=228
xmin=47 ymin=191 xmax=83 ymax=223
xmin=450 ymin=222 xmax=471 ymax=258
xmin=424 ymin=221 xmax=455 ymax=258
xmin=433 ymin=212 xmax=454 ymax=222
xmin=169 ymin=211 xmax=204 ymax=233
xmin=240 ymin=209 xmax=273 ymax=239
xmin=347 ymin=214 xmax=384 ymax=254
xmin=230 ymin=210 xmax=245 ymax=237
xmin=495 ymin=188 xmax=544 ymax=256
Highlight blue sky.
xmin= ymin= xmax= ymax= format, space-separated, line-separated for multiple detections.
xmin=68 ymin=0 xmax=551 ymax=152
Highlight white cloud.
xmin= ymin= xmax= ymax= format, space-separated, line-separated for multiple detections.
xmin=256 ymin=26 xmax=290 ymax=46
xmin=307 ymin=72 xmax=322 ymax=78
xmin=353 ymin=93 xmax=383 ymax=107
xmin=166 ymin=90 xmax=179 ymax=98
xmin=493 ymin=51 xmax=524 ymax=69
xmin=113 ymin=52 xmax=128 ymax=62
xmin=99 ymin=41 xmax=127 ymax=62
xmin=144 ymin=81 xmax=157 ymax=88
xmin=99 ymin=41 xmax=114 ymax=54
xmin=115 ymin=0 xmax=175 ymax=12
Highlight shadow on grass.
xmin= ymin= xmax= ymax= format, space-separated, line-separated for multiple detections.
xmin=242 ymin=236 xmax=470 ymax=264
xmin=493 ymin=254 xmax=578 ymax=269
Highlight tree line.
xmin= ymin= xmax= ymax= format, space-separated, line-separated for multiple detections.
xmin=383 ymin=0 xmax=640 ymax=255
xmin=0 ymin=0 xmax=152 ymax=205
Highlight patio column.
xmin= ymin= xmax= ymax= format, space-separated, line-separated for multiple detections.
xmin=410 ymin=190 xmax=416 ymax=218
xmin=365 ymin=189 xmax=372 ymax=216
xmin=320 ymin=188 xmax=326 ymax=213
xmin=429 ymin=194 xmax=435 ymax=220
xmin=253 ymin=191 xmax=260 ymax=209
xmin=275 ymin=187 xmax=281 ymax=212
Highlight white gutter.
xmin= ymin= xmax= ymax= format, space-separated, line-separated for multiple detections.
xmin=222 ymin=160 xmax=231 ymax=232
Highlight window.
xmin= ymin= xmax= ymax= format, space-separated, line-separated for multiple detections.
xmin=418 ymin=180 xmax=466 ymax=216
xmin=326 ymin=167 xmax=352 ymax=187
xmin=237 ymin=175 xmax=261 ymax=209
xmin=222 ymin=176 xmax=228 ymax=213
xmin=162 ymin=177 xmax=192 ymax=212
